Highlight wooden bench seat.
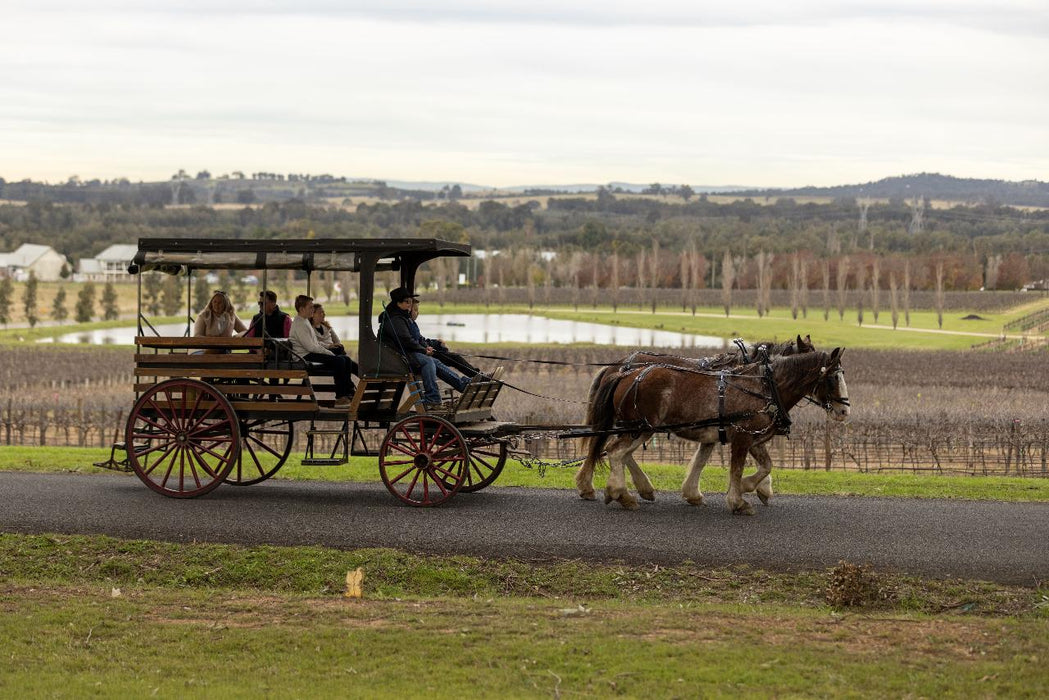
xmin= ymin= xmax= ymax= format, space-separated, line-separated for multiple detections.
xmin=136 ymin=336 xmax=264 ymax=350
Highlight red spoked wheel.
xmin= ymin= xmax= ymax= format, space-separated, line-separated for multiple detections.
xmin=459 ymin=438 xmax=508 ymax=493
xmin=226 ymin=418 xmax=294 ymax=486
xmin=125 ymin=379 xmax=241 ymax=498
xmin=379 ymin=415 xmax=468 ymax=506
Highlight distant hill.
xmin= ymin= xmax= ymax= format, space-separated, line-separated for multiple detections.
xmin=733 ymin=173 xmax=1049 ymax=207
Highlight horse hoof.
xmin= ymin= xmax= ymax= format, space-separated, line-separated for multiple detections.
xmin=757 ymin=492 xmax=770 ymax=506
xmin=731 ymin=501 xmax=755 ymax=516
xmin=618 ymin=495 xmax=640 ymax=511
xmin=685 ymin=496 xmax=705 ymax=506
xmin=639 ymin=490 xmax=656 ymax=501
xmin=579 ymin=490 xmax=596 ymax=501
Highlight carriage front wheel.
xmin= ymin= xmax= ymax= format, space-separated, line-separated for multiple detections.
xmin=378 ymin=415 xmax=468 ymax=506
xmin=125 ymin=379 xmax=241 ymax=498
xmin=459 ymin=438 xmax=508 ymax=493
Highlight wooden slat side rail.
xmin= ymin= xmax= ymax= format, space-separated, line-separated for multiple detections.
xmin=148 ymin=400 xmax=317 ymax=413
xmin=134 ymin=354 xmax=263 ymax=365
xmin=134 ymin=368 xmax=309 ymax=379
xmin=136 ymin=336 xmax=264 ymax=349
xmin=133 ymin=383 xmax=313 ymax=396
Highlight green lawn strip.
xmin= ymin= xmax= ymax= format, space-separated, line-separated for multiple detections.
xmin=4 ymin=446 xmax=1049 ymax=502
xmin=2 ymin=533 xmax=1045 ymax=616
xmin=1 ymin=534 xmax=1047 ymax=697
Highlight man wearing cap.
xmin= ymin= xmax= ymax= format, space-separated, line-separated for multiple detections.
xmin=378 ymin=287 xmax=471 ymax=410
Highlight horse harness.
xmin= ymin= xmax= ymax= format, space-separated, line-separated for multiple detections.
xmin=614 ymin=357 xmax=795 ymax=444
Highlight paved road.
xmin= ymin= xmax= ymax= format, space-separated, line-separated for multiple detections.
xmin=1 ymin=472 xmax=1047 ymax=585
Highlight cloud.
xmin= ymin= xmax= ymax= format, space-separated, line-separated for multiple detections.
xmin=8 ymin=0 xmax=1049 ymax=34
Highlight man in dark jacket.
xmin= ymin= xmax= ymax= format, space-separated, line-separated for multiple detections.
xmin=246 ymin=290 xmax=292 ymax=338
xmin=378 ymin=287 xmax=469 ymax=408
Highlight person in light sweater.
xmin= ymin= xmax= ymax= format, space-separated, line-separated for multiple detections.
xmin=194 ymin=291 xmax=247 ymax=339
xmin=290 ymin=295 xmax=355 ymax=407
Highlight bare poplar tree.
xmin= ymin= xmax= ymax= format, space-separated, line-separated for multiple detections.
xmin=611 ymin=251 xmax=620 ymax=312
xmin=680 ymin=250 xmax=690 ymax=312
xmin=688 ymin=240 xmax=702 ymax=316
xmin=636 ymin=250 xmax=647 ymax=310
xmin=789 ymin=253 xmax=801 ymax=320
xmin=903 ymin=259 xmax=912 ymax=327
xmin=799 ymin=257 xmax=809 ymax=318
xmin=721 ymin=250 xmax=735 ymax=317
xmin=544 ymin=256 xmax=553 ymax=305
xmin=935 ymin=260 xmax=945 ymax=329
xmin=985 ymin=254 xmax=1002 ymax=290
xmin=855 ymin=261 xmax=866 ymax=326
xmin=526 ymin=258 xmax=536 ymax=309
xmin=755 ymin=251 xmax=773 ymax=317
xmin=649 ymin=240 xmax=660 ymax=313
xmin=889 ymin=271 xmax=899 ymax=330
xmin=822 ymin=259 xmax=831 ymax=321
xmin=836 ymin=256 xmax=850 ymax=321
xmin=591 ymin=252 xmax=600 ymax=309
xmin=870 ymin=258 xmax=881 ymax=324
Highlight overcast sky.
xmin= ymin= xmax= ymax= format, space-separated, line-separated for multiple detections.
xmin=1 ymin=1 xmax=1046 ymax=188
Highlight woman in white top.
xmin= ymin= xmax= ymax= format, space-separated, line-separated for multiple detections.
xmin=310 ymin=303 xmax=345 ymax=355
xmin=194 ymin=291 xmax=247 ymax=339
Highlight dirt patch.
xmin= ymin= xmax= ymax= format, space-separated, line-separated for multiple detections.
xmin=961 ymin=314 xmax=987 ymax=320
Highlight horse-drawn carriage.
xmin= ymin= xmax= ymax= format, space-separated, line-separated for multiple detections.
xmin=118 ymin=237 xmax=512 ymax=506
xmin=114 ymin=236 xmax=850 ymax=513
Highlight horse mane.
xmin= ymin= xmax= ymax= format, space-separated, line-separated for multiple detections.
xmin=766 ymin=350 xmax=836 ymax=398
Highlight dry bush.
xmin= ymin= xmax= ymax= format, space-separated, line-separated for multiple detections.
xmin=825 ymin=561 xmax=898 ymax=608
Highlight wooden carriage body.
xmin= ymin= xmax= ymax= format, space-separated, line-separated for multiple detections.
xmin=119 ymin=237 xmax=509 ymax=505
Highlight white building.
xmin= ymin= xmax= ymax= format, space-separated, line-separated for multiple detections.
xmin=78 ymin=244 xmax=138 ymax=280
xmin=0 ymin=243 xmax=69 ymax=281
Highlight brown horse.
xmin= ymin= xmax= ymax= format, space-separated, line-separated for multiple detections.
xmin=583 ymin=349 xmax=849 ymax=514
xmin=575 ymin=335 xmax=816 ymax=505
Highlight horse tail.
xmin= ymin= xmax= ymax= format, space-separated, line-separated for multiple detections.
xmin=583 ymin=370 xmax=626 ymax=471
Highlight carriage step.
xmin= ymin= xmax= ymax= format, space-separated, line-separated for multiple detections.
xmin=94 ymin=442 xmax=132 ymax=472
xmin=350 ymin=449 xmax=380 ymax=457
xmin=301 ymin=457 xmax=348 ymax=466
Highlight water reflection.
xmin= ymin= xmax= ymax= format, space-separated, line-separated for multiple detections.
xmin=41 ymin=313 xmax=725 ymax=349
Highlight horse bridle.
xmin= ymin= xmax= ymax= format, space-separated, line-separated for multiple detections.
xmin=805 ymin=366 xmax=849 ymax=411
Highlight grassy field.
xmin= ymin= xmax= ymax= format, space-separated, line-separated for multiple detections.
xmin=1 ymin=533 xmax=1047 ymax=697
xmin=6 ymin=295 xmax=1049 ymax=350
xmin=3 ymin=446 xmax=1049 ymax=502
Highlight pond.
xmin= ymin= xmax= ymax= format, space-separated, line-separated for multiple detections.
xmin=41 ymin=313 xmax=726 ymax=349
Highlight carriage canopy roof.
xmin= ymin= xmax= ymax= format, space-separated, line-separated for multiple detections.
xmin=130 ymin=237 xmax=472 ymax=275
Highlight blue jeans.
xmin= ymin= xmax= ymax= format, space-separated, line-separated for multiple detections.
xmin=410 ymin=352 xmax=468 ymax=404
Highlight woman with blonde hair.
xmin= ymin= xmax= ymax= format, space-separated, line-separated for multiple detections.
xmin=194 ymin=291 xmax=247 ymax=339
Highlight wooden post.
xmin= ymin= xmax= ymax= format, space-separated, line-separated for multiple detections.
xmin=824 ymin=420 xmax=833 ymax=471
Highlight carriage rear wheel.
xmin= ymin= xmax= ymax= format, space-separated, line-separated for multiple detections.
xmin=125 ymin=378 xmax=241 ymax=498
xmin=226 ymin=418 xmax=295 ymax=486
xmin=459 ymin=438 xmax=508 ymax=493
xmin=379 ymin=415 xmax=468 ymax=507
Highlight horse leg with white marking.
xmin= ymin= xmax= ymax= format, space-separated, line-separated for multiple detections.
xmin=726 ymin=438 xmax=755 ymax=515
xmin=604 ymin=434 xmax=645 ymax=510
xmin=743 ymin=443 xmax=775 ymax=505
xmin=625 ymin=452 xmax=656 ymax=501
xmin=574 ymin=455 xmax=597 ymax=500
xmin=681 ymin=443 xmax=715 ymax=505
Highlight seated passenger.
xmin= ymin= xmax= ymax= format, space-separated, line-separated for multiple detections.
xmin=290 ymin=295 xmax=355 ymax=408
xmin=246 ymin=290 xmax=292 ymax=338
xmin=193 ymin=291 xmax=247 ymax=352
xmin=408 ymin=297 xmax=487 ymax=379
xmin=310 ymin=302 xmax=360 ymax=375
xmin=378 ymin=287 xmax=472 ymax=410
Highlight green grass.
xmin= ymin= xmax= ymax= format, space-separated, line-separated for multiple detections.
xmin=6 ymin=297 xmax=1049 ymax=350
xmin=1 ymin=533 xmax=1047 ymax=697
xmin=4 ymin=446 xmax=1049 ymax=502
